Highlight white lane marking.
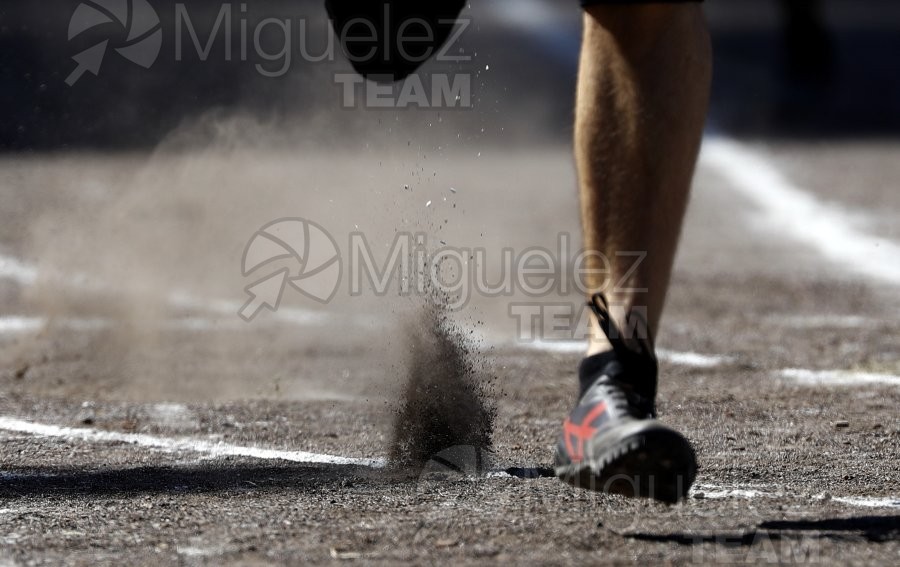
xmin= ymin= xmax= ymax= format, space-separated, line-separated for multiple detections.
xmin=167 ymin=291 xmax=337 ymax=327
xmin=0 ymin=317 xmax=113 ymax=334
xmin=0 ymin=417 xmax=385 ymax=468
xmin=701 ymin=138 xmax=900 ymax=287
xmin=0 ymin=253 xmax=108 ymax=294
xmin=0 ymin=315 xmax=246 ymax=335
xmin=177 ymin=544 xmax=233 ymax=558
xmin=658 ymin=349 xmax=732 ymax=369
xmin=518 ymin=340 xmax=733 ymax=369
xmin=5 ymin=252 xmax=896 ymax=387
xmin=769 ymin=314 xmax=884 ymax=329
xmin=780 ymin=368 xmax=900 ymax=387
xmin=833 ymin=496 xmax=900 ymax=509
xmin=693 ymin=484 xmax=900 ymax=509
xmin=147 ymin=403 xmax=199 ymax=429
xmin=0 ymin=317 xmax=44 ymax=333
xmin=1 ymin=416 xmax=897 ymax=510
xmin=0 ymin=253 xmax=363 ymax=330
xmin=692 ymin=485 xmax=769 ymax=499
xmin=5 ymin=313 xmax=897 ymax=390
xmin=0 ymin=313 xmax=359 ymax=336
xmin=0 ymin=254 xmax=38 ymax=285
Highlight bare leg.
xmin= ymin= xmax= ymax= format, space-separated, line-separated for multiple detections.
xmin=575 ymin=5 xmax=711 ymax=355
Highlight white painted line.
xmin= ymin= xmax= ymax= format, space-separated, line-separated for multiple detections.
xmin=0 ymin=253 xmax=358 ymax=330
xmin=500 ymin=337 xmax=900 ymax=390
xmin=769 ymin=314 xmax=885 ymax=329
xmin=0 ymin=253 xmax=109 ymax=294
xmin=0 ymin=254 xmax=37 ymax=285
xmin=0 ymin=315 xmax=247 ymax=335
xmin=658 ymin=349 xmax=732 ymax=369
xmin=0 ymin=417 xmax=385 ymax=468
xmin=833 ymin=496 xmax=900 ymax=509
xmin=167 ymin=291 xmax=335 ymax=327
xmin=1 ymin=416 xmax=897 ymax=510
xmin=514 ymin=340 xmax=584 ymax=354
xmin=0 ymin=317 xmax=115 ymax=334
xmin=691 ymin=484 xmax=770 ymax=500
xmin=517 ymin=340 xmax=733 ymax=369
xmin=701 ymin=138 xmax=900 ymax=287
xmin=0 ymin=308 xmax=732 ymax=374
xmin=177 ymin=544 xmax=234 ymax=558
xmin=693 ymin=483 xmax=900 ymax=509
xmin=0 ymin=317 xmax=44 ymax=334
xmin=780 ymin=368 xmax=900 ymax=387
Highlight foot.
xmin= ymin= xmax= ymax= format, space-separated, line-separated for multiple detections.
xmin=554 ymin=294 xmax=696 ymax=504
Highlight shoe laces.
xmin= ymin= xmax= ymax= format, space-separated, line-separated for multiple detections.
xmin=595 ymin=372 xmax=656 ymax=419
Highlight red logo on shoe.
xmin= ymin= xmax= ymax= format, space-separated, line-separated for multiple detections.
xmin=563 ymin=402 xmax=608 ymax=463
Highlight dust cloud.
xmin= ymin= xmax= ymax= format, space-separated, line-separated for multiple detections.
xmin=14 ymin=109 xmax=475 ymax=402
xmin=390 ymin=300 xmax=496 ymax=468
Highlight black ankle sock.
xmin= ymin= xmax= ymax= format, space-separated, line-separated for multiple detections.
xmin=577 ymin=351 xmax=622 ymax=398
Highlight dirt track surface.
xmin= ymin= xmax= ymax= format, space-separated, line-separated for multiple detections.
xmin=0 ymin=330 xmax=898 ymax=565
xmin=1 ymin=141 xmax=900 ymax=564
xmin=3 ymin=3 xmax=900 ymax=559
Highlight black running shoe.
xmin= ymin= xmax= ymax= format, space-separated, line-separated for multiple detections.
xmin=554 ymin=294 xmax=697 ymax=504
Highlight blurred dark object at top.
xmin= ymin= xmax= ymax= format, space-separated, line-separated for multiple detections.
xmin=324 ymin=0 xmax=466 ymax=82
xmin=3 ymin=0 xmax=900 ymax=151
xmin=781 ymin=0 xmax=836 ymax=86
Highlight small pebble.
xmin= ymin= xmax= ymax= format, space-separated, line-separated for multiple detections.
xmin=835 ymin=421 xmax=850 ymax=428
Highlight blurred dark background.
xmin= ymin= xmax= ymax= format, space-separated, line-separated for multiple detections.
xmin=2 ymin=0 xmax=900 ymax=151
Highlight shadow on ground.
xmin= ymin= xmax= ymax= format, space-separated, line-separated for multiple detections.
xmin=4 ymin=1 xmax=900 ymax=150
xmin=0 ymin=461 xmax=559 ymax=499
xmin=0 ymin=463 xmax=389 ymax=498
xmin=624 ymin=515 xmax=900 ymax=545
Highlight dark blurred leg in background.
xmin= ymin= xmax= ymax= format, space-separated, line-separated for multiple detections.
xmin=780 ymin=0 xmax=836 ymax=86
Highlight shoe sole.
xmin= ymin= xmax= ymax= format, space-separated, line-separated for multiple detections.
xmin=555 ymin=420 xmax=697 ymax=504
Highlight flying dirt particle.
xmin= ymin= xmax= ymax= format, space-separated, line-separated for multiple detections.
xmin=390 ymin=303 xmax=496 ymax=469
